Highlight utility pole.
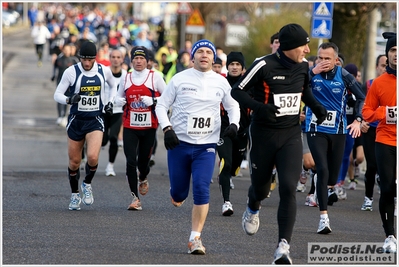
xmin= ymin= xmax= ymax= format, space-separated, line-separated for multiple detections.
xmin=364 ymin=8 xmax=378 ymax=82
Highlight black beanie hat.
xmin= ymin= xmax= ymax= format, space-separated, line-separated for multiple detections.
xmin=78 ymin=41 xmax=97 ymax=59
xmin=214 ymin=57 xmax=222 ymax=65
xmin=344 ymin=63 xmax=358 ymax=78
xmin=278 ymin=23 xmax=310 ymax=51
xmin=383 ymin=32 xmax=397 ymax=57
xmin=227 ymin=51 xmax=245 ymax=68
xmin=147 ymin=49 xmax=155 ymax=61
xmin=130 ymin=46 xmax=149 ymax=61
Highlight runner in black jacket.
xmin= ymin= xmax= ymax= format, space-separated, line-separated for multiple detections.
xmin=231 ymin=23 xmax=326 ymax=264
xmin=217 ymin=51 xmax=251 ymax=216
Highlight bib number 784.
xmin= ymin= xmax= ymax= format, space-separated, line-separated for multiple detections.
xmin=187 ymin=115 xmax=215 ymax=136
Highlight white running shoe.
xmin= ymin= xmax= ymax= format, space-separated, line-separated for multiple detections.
xmin=348 ymin=181 xmax=357 ymax=190
xmin=242 ymin=207 xmax=259 ymax=235
xmin=81 ymin=182 xmax=94 ymax=205
xmin=222 ymin=201 xmax=234 ymax=216
xmin=296 ymin=181 xmax=306 ymax=192
xmin=361 ymin=196 xmax=373 ymax=211
xmin=188 ymin=236 xmax=206 ymax=255
xmin=383 ymin=235 xmax=397 ymax=253
xmin=305 ymin=194 xmax=318 ymax=207
xmin=317 ymin=217 xmax=332 ymax=234
xmin=339 ymin=187 xmax=347 ymax=200
xmin=127 ymin=194 xmax=142 ymax=210
xmin=68 ymin=193 xmax=81 ymax=210
xmin=240 ymin=160 xmax=249 ymax=169
xmin=335 ymin=184 xmax=347 ymax=200
xmin=299 ymin=169 xmax=309 ymax=184
xmin=59 ymin=116 xmax=68 ymax=127
xmin=117 ymin=139 xmax=123 ymax=147
xmin=105 ymin=163 xmax=116 ymax=176
xmin=272 ymin=238 xmax=292 ymax=264
xmin=230 ymin=178 xmax=235 ymax=189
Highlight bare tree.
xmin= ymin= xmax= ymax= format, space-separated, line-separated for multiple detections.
xmin=331 ymin=3 xmax=386 ymax=68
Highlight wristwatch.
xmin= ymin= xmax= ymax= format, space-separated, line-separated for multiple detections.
xmin=356 ymin=116 xmax=363 ymax=123
xmin=153 ymin=97 xmax=157 ymax=105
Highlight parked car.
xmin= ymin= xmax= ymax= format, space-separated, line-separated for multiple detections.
xmin=2 ymin=10 xmax=18 ymax=27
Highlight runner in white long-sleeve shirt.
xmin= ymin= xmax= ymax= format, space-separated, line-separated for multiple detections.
xmin=155 ymin=39 xmax=240 ymax=255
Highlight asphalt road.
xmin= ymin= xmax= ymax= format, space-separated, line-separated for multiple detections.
xmin=2 ymin=25 xmax=396 ymax=266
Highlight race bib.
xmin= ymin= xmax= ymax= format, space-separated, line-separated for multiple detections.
xmin=273 ymin=93 xmax=301 ymax=117
xmin=130 ymin=111 xmax=152 ymax=127
xmin=78 ymin=95 xmax=100 ymax=111
xmin=386 ymin=106 xmax=397 ymax=124
xmin=312 ymin=110 xmax=336 ymax=127
xmin=187 ymin=114 xmax=215 ymax=136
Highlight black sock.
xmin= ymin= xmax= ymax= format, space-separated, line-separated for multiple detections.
xmin=84 ymin=162 xmax=97 ymax=184
xmin=68 ymin=167 xmax=80 ymax=193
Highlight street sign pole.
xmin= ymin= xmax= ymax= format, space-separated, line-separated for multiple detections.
xmin=177 ymin=2 xmax=193 ymax=53
xmin=180 ymin=15 xmax=187 ymax=51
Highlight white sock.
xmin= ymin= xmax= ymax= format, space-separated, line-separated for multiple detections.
xmin=189 ymin=231 xmax=201 ymax=241
xmin=108 ymin=162 xmax=113 ymax=167
xmin=320 ymin=213 xmax=328 ymax=219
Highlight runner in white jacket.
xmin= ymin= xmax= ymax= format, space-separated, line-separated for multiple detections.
xmin=155 ymin=39 xmax=240 ymax=255
xmin=31 ymin=20 xmax=51 ymax=66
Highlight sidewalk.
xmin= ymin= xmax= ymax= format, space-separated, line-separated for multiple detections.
xmin=2 ymin=23 xmax=30 ymax=68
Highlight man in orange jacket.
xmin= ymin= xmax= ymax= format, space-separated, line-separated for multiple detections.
xmin=362 ymin=32 xmax=397 ymax=254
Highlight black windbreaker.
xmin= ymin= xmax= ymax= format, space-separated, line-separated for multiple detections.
xmin=231 ymin=49 xmax=322 ymax=129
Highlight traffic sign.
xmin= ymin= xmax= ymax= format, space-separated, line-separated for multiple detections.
xmin=312 ymin=2 xmax=333 ymax=39
xmin=185 ymin=9 xmax=205 ymax=34
xmin=186 ymin=8 xmax=205 ymax=26
xmin=225 ymin=24 xmax=248 ymax=47
xmin=177 ymin=2 xmax=193 ymax=14
xmin=311 ymin=18 xmax=333 ymax=39
xmin=313 ymin=2 xmax=334 ymax=18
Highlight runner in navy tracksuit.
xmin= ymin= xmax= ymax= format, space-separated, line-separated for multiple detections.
xmin=305 ymin=42 xmax=365 ymax=235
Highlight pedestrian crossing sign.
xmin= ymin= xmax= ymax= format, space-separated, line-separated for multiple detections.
xmin=177 ymin=2 xmax=193 ymax=14
xmin=313 ymin=2 xmax=334 ymax=18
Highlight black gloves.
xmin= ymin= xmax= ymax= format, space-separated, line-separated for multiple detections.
xmin=312 ymin=104 xmax=327 ymax=124
xmin=257 ymin=103 xmax=280 ymax=122
xmin=68 ymin=94 xmax=81 ymax=104
xmin=164 ymin=128 xmax=180 ymax=150
xmin=223 ymin=123 xmax=238 ymax=139
xmin=104 ymin=102 xmax=113 ymax=116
